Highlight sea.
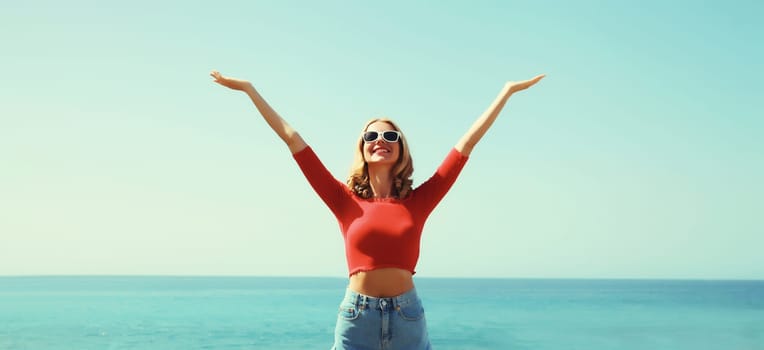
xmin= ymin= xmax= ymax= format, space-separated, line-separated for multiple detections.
xmin=0 ymin=277 xmax=762 ymax=350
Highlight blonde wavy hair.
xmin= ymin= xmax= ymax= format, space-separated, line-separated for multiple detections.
xmin=347 ymin=118 xmax=414 ymax=199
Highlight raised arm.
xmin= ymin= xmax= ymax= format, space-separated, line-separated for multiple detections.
xmin=211 ymin=70 xmax=307 ymax=154
xmin=455 ymin=74 xmax=545 ymax=156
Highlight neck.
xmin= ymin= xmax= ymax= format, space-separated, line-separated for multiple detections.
xmin=367 ymin=165 xmax=394 ymax=198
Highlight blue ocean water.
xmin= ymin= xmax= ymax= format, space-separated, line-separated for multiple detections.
xmin=0 ymin=277 xmax=762 ymax=349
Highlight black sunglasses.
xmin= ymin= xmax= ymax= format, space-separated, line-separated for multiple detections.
xmin=362 ymin=130 xmax=401 ymax=143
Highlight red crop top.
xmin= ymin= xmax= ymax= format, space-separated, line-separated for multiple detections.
xmin=293 ymin=146 xmax=468 ymax=276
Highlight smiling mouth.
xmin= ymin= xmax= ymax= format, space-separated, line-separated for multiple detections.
xmin=372 ymin=147 xmax=390 ymax=155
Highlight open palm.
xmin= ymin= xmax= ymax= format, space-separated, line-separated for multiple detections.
xmin=506 ymin=74 xmax=545 ymax=94
xmin=210 ymin=70 xmax=252 ymax=91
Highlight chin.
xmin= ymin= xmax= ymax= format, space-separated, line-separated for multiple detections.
xmin=367 ymin=156 xmax=396 ymax=164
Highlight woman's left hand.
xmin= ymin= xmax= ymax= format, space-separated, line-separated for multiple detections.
xmin=506 ymin=74 xmax=545 ymax=94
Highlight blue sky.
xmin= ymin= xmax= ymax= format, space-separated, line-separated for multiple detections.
xmin=1 ymin=1 xmax=762 ymax=279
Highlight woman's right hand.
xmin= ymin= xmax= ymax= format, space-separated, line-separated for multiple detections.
xmin=210 ymin=70 xmax=253 ymax=92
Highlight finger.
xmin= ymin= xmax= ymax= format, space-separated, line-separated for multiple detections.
xmin=526 ymin=75 xmax=543 ymax=83
xmin=522 ymin=74 xmax=545 ymax=87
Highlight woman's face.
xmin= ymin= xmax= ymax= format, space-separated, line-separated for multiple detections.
xmin=363 ymin=121 xmax=401 ymax=166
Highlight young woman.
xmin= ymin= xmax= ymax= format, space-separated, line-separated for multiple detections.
xmin=210 ymin=70 xmax=544 ymax=350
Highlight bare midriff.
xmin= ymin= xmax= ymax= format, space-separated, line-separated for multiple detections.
xmin=348 ymin=268 xmax=414 ymax=297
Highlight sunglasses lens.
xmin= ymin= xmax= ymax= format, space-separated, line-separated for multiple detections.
xmin=383 ymin=131 xmax=399 ymax=142
xmin=363 ymin=131 xmax=379 ymax=142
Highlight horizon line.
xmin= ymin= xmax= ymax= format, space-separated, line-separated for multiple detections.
xmin=1 ymin=274 xmax=762 ymax=282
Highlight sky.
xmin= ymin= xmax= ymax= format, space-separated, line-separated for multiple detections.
xmin=1 ymin=1 xmax=762 ymax=279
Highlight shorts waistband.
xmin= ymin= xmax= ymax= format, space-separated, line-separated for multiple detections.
xmin=342 ymin=287 xmax=420 ymax=311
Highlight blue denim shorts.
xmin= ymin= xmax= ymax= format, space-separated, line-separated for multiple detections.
xmin=332 ymin=287 xmax=431 ymax=350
